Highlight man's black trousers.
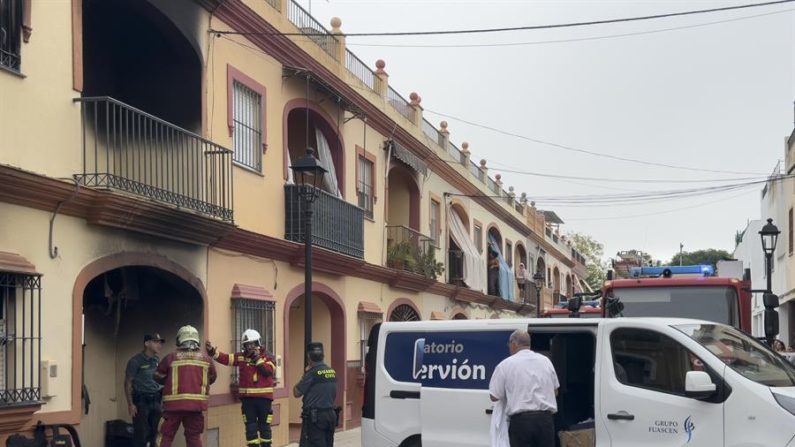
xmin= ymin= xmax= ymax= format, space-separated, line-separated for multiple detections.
xmin=508 ymin=411 xmax=555 ymax=447
xmin=132 ymin=393 xmax=162 ymax=447
xmin=299 ymin=409 xmax=336 ymax=447
xmin=241 ymin=397 xmax=273 ymax=447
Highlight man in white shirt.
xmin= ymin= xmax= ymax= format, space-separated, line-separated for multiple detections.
xmin=489 ymin=330 xmax=559 ymax=447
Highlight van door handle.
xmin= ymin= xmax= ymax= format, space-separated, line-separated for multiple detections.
xmin=607 ymin=413 xmax=635 ymax=421
xmin=486 ymin=409 xmax=493 ymax=415
xmin=390 ymin=390 xmax=420 ymax=399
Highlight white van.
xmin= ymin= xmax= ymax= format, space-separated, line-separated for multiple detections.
xmin=361 ymin=317 xmax=795 ymax=447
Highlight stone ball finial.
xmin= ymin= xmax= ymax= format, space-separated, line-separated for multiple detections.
xmin=440 ymin=121 xmax=448 ymax=130
xmin=409 ymin=92 xmax=418 ymax=101
xmin=461 ymin=142 xmax=469 ymax=150
xmin=479 ymin=159 xmax=487 ymax=167
xmin=521 ymin=192 xmax=527 ymax=198
xmin=495 ymin=174 xmax=502 ymax=181
xmin=330 ymin=17 xmax=342 ymax=29
xmin=509 ymin=186 xmax=514 ymax=193
xmin=375 ymin=59 xmax=386 ymax=69
xmin=531 ymin=201 xmax=536 ymax=206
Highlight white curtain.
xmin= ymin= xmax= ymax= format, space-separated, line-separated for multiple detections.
xmin=449 ymin=210 xmax=486 ymax=294
xmin=286 ymin=149 xmax=295 ymax=184
xmin=315 ymin=129 xmax=341 ymax=197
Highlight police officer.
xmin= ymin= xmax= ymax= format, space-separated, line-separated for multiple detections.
xmin=206 ymin=329 xmax=276 ymax=447
xmin=154 ymin=325 xmax=217 ymax=447
xmin=125 ymin=333 xmax=165 ymax=447
xmin=293 ymin=342 xmax=338 ymax=447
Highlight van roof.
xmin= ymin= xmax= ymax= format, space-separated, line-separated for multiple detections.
xmin=379 ymin=317 xmax=714 ymax=331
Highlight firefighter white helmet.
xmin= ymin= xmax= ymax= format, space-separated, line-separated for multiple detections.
xmin=241 ymin=329 xmax=261 ymax=347
xmin=176 ymin=325 xmax=200 ymax=347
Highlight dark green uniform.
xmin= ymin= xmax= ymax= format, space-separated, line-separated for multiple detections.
xmin=295 ymin=361 xmax=338 ymax=447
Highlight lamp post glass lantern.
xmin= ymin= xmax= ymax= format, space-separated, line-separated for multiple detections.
xmin=759 ymin=218 xmax=780 ymax=293
xmin=290 ymin=147 xmax=327 ymax=367
xmin=533 ymin=272 xmax=545 ymax=318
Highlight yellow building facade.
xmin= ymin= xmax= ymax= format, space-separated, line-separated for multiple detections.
xmin=0 ymin=0 xmax=588 ymax=446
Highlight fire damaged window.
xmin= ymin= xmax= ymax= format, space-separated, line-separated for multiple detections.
xmin=231 ymin=298 xmax=275 ymax=382
xmin=0 ymin=271 xmax=42 ymax=405
xmin=0 ymin=0 xmax=23 ymax=71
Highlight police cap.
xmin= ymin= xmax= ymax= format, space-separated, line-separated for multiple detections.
xmin=306 ymin=342 xmax=324 ymax=354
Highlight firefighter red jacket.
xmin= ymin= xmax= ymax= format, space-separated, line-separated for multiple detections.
xmin=213 ymin=349 xmax=275 ymax=399
xmin=156 ymin=349 xmax=217 ymax=412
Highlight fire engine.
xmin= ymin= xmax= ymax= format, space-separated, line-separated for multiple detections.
xmin=601 ymin=261 xmax=753 ymax=332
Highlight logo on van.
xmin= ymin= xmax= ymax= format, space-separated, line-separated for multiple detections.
xmin=684 ymin=416 xmax=695 ymax=443
xmin=411 ymin=338 xmax=488 ymax=383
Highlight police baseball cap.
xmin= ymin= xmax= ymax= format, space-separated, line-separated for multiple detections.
xmin=307 ymin=342 xmax=324 ymax=353
xmin=144 ymin=333 xmax=166 ymax=343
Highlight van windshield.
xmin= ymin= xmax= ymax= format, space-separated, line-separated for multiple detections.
xmin=674 ymin=323 xmax=795 ymax=387
xmin=609 ymin=286 xmax=737 ymax=326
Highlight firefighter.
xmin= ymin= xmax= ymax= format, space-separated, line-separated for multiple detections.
xmin=154 ymin=325 xmax=217 ymax=447
xmin=293 ymin=342 xmax=338 ymax=447
xmin=206 ymin=329 xmax=276 ymax=447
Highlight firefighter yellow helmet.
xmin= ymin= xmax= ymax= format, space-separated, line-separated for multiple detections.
xmin=176 ymin=325 xmax=200 ymax=346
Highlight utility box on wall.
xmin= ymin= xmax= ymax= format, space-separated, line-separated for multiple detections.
xmin=40 ymin=360 xmax=58 ymax=398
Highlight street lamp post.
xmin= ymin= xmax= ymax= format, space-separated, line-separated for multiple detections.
xmin=759 ymin=218 xmax=781 ymax=347
xmin=290 ymin=147 xmax=327 ymax=367
xmin=533 ymin=272 xmax=545 ymax=318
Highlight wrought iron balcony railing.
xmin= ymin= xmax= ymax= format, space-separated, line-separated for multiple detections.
xmin=386 ymin=225 xmax=434 ymax=276
xmin=74 ymin=97 xmax=234 ymax=221
xmin=284 ymin=185 xmax=364 ymax=259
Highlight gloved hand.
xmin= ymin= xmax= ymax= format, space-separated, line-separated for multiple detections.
xmin=205 ymin=340 xmax=216 ymax=357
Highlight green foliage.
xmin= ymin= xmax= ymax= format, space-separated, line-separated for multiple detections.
xmin=387 ymin=241 xmax=418 ymax=270
xmin=420 ymin=248 xmax=445 ymax=279
xmin=667 ymin=248 xmax=732 ymax=270
xmin=568 ymin=232 xmax=608 ymax=291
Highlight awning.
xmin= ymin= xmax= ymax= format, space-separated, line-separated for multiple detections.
xmin=430 ymin=311 xmax=446 ymax=320
xmin=388 ymin=140 xmax=428 ymax=177
xmin=282 ymin=66 xmax=367 ymax=119
xmin=358 ymin=301 xmax=383 ymax=314
xmin=0 ymin=252 xmax=40 ymax=276
xmin=574 ymin=274 xmax=593 ymax=293
xmin=231 ymin=284 xmax=274 ymax=301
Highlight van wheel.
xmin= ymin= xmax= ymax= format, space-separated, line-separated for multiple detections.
xmin=401 ymin=435 xmax=421 ymax=447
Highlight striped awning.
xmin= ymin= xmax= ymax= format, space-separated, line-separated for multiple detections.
xmin=389 ymin=140 xmax=428 ymax=177
xmin=358 ymin=301 xmax=383 ymax=314
xmin=430 ymin=311 xmax=446 ymax=320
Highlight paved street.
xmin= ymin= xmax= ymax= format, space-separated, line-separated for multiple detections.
xmin=284 ymin=427 xmax=361 ymax=447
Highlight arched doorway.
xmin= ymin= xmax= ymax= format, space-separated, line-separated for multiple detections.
xmin=516 ymin=244 xmax=528 ymax=302
xmin=285 ymin=103 xmax=344 ymax=197
xmin=83 ymin=0 xmax=203 ymax=132
xmin=284 ymin=283 xmax=346 ymax=442
xmin=386 ymin=164 xmax=420 ymax=230
xmin=566 ymin=274 xmax=573 ymax=297
xmin=452 ymin=313 xmax=468 ymax=320
xmin=77 ymin=258 xmax=205 ymax=447
xmin=486 ymin=226 xmax=504 ymax=297
xmin=553 ymin=267 xmax=561 ymax=305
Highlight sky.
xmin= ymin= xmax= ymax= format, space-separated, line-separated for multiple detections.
xmin=300 ymin=0 xmax=795 ymax=263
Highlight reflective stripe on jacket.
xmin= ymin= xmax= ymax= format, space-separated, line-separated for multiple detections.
xmin=213 ymin=350 xmax=275 ymax=399
xmin=157 ymin=349 xmax=217 ymax=412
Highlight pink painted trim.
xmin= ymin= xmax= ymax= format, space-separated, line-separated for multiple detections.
xmin=283 ymin=282 xmax=347 ymax=410
xmin=282 ymin=99 xmax=346 ymax=198
xmin=231 ymin=283 xmax=275 ymax=301
xmin=227 ymin=64 xmax=268 ymax=153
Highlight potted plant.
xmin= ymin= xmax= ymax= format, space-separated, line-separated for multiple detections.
xmin=420 ymin=249 xmax=445 ymax=279
xmin=387 ymin=240 xmax=414 ymax=271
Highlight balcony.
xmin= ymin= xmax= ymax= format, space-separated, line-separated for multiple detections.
xmin=386 ymin=226 xmax=438 ymax=278
xmin=284 ymin=185 xmax=364 ymax=259
xmin=74 ymin=97 xmax=234 ymax=222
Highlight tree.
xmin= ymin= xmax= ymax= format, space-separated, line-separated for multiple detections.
xmin=667 ymin=248 xmax=732 ymax=269
xmin=568 ymin=232 xmax=609 ymax=292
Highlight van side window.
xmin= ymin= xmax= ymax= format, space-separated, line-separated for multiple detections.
xmin=610 ymin=328 xmax=700 ymax=396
